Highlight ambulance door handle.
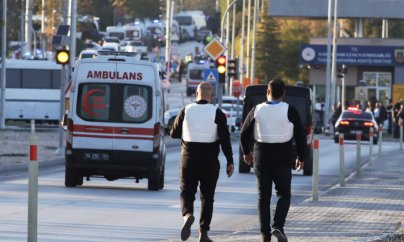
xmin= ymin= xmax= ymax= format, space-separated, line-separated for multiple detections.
xmin=120 ymin=128 xmax=129 ymax=134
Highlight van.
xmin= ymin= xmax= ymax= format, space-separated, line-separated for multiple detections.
xmin=174 ymin=11 xmax=206 ymax=40
xmin=185 ymin=62 xmax=211 ymax=96
xmin=239 ymin=84 xmax=313 ymax=176
xmin=65 ymin=54 xmax=166 ymax=190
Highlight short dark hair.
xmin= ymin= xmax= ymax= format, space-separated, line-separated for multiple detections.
xmin=268 ymin=79 xmax=286 ymax=99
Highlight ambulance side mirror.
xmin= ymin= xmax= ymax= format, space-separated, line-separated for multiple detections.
xmin=61 ymin=113 xmax=68 ymax=131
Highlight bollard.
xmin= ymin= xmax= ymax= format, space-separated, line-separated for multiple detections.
xmin=28 ymin=120 xmax=38 ymax=242
xmin=312 ymin=136 xmax=319 ymax=201
xmin=356 ymin=131 xmax=362 ymax=174
xmin=378 ymin=125 xmax=383 ymax=158
xmin=369 ymin=127 xmax=374 ymax=164
xmin=339 ymin=134 xmax=345 ymax=187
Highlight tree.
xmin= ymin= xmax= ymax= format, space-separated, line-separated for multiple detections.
xmin=254 ymin=14 xmax=281 ymax=84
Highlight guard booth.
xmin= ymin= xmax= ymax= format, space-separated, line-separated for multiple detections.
xmin=300 ymin=38 xmax=404 ymax=106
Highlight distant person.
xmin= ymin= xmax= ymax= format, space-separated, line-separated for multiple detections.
xmin=393 ymin=99 xmax=403 ymax=138
xmin=170 ymin=82 xmax=234 ymax=242
xmin=177 ymin=59 xmax=185 ymax=83
xmin=386 ymin=99 xmax=393 ymax=134
xmin=240 ymin=79 xmax=307 ymax=242
xmin=374 ymin=101 xmax=387 ymax=127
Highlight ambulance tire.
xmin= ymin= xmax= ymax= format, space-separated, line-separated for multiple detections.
xmin=159 ymin=165 xmax=165 ymax=190
xmin=148 ymin=168 xmax=163 ymax=191
xmin=65 ymin=163 xmax=82 ymax=187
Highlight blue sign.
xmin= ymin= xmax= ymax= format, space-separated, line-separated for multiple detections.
xmin=204 ymin=69 xmax=218 ymax=83
xmin=300 ymin=44 xmax=404 ymax=66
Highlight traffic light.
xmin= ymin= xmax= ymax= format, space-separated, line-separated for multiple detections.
xmin=56 ymin=49 xmax=70 ymax=65
xmin=227 ymin=58 xmax=239 ymax=79
xmin=337 ymin=64 xmax=347 ymax=78
xmin=216 ymin=55 xmax=226 ymax=83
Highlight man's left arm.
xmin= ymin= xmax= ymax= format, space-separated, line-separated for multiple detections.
xmin=170 ymin=108 xmax=185 ymax=139
xmin=288 ymin=106 xmax=307 ymax=162
xmin=216 ymin=109 xmax=234 ymax=177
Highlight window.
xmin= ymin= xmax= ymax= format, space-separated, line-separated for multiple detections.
xmin=76 ymin=83 xmax=152 ymax=123
xmin=189 ymin=69 xmax=204 ymax=80
xmin=119 ymin=84 xmax=152 ymax=123
xmin=5 ymin=69 xmax=21 ymax=88
xmin=77 ymin=83 xmax=111 ymax=122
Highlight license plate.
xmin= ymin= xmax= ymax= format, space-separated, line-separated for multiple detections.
xmin=350 ymin=130 xmax=358 ymax=134
xmin=83 ymin=153 xmax=109 ymax=161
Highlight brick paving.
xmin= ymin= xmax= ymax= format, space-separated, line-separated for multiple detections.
xmin=171 ymin=148 xmax=404 ymax=242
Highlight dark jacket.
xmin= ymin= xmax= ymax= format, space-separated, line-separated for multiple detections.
xmin=240 ymin=102 xmax=307 ymax=162
xmin=170 ymin=100 xmax=234 ymax=165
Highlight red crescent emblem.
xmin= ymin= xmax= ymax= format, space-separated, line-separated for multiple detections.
xmin=82 ymin=89 xmax=106 ymax=117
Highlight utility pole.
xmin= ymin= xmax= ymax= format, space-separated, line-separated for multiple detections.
xmin=250 ymin=0 xmax=258 ymax=85
xmin=325 ymin=0 xmax=333 ymax=133
xmin=246 ymin=0 xmax=251 ymax=82
xmin=165 ymin=0 xmax=172 ymax=82
xmin=25 ymin=0 xmax=33 ymax=55
xmin=239 ymin=0 xmax=246 ymax=94
xmin=1 ymin=0 xmax=7 ymax=129
xmin=331 ymin=0 xmax=339 ymax=112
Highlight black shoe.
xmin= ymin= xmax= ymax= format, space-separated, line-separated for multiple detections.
xmin=199 ymin=229 xmax=213 ymax=242
xmin=261 ymin=234 xmax=271 ymax=242
xmin=181 ymin=214 xmax=195 ymax=241
xmin=272 ymin=228 xmax=287 ymax=242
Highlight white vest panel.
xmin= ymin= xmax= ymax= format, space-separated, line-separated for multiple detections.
xmin=182 ymin=103 xmax=218 ymax=142
xmin=253 ymin=102 xmax=294 ymax=143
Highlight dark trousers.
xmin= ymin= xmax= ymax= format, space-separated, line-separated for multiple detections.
xmin=253 ymin=143 xmax=292 ymax=236
xmin=180 ymin=154 xmax=220 ymax=231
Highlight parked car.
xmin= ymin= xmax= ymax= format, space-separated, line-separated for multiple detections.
xmin=78 ymin=49 xmax=98 ymax=59
xmin=164 ymin=107 xmax=181 ymax=135
xmin=334 ymin=107 xmax=379 ymax=144
xmin=196 ymin=29 xmax=212 ymax=43
xmin=121 ymin=40 xmax=148 ymax=54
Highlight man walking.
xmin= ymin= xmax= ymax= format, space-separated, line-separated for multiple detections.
xmin=240 ymin=79 xmax=307 ymax=242
xmin=170 ymin=82 xmax=234 ymax=242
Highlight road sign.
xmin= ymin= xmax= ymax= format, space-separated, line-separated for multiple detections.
xmin=203 ymin=37 xmax=227 ymax=61
xmin=204 ymin=69 xmax=218 ymax=83
xmin=355 ymin=86 xmax=368 ymax=101
xmin=232 ymin=81 xmax=242 ymax=97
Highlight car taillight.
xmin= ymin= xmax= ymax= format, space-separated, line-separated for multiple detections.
xmin=340 ymin=120 xmax=349 ymax=125
xmin=66 ymin=118 xmax=73 ymax=152
xmin=364 ymin=122 xmax=373 ymax=127
xmin=307 ymin=125 xmax=313 ymax=148
xmin=153 ymin=122 xmax=161 ymax=152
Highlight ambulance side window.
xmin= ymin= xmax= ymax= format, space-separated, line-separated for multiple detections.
xmin=118 ymin=84 xmax=152 ymax=123
xmin=77 ymin=83 xmax=111 ymax=122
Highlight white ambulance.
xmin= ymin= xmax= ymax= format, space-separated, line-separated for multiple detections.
xmin=65 ymin=54 xmax=166 ymax=190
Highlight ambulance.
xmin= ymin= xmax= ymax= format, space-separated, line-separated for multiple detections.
xmin=64 ymin=54 xmax=166 ymax=190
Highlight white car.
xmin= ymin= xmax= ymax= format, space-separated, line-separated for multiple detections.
xmin=164 ymin=107 xmax=182 ymax=134
xmin=78 ymin=49 xmax=98 ymax=59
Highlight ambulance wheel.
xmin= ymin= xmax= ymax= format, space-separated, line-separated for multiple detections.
xmin=65 ymin=163 xmax=81 ymax=187
xmin=148 ymin=169 xmax=163 ymax=191
xmin=159 ymin=166 xmax=165 ymax=190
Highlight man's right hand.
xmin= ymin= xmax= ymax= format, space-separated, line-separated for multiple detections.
xmin=243 ymin=153 xmax=253 ymax=166
xmin=295 ymin=159 xmax=304 ymax=172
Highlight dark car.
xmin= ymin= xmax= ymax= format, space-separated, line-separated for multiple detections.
xmin=334 ymin=108 xmax=378 ymax=144
xmin=239 ymin=85 xmax=314 ymax=176
xmin=196 ymin=29 xmax=212 ymax=43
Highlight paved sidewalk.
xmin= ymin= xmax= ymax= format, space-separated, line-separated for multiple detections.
xmin=170 ymin=148 xmax=404 ymax=242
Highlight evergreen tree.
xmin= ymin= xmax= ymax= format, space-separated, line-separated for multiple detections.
xmin=254 ymin=15 xmax=281 ymax=84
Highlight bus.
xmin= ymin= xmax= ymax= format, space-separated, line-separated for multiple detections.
xmin=2 ymin=59 xmax=62 ymax=123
